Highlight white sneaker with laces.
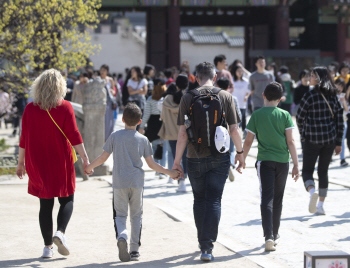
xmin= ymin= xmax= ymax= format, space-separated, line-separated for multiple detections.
xmin=42 ymin=247 xmax=54 ymax=258
xmin=265 ymin=239 xmax=276 ymax=251
xmin=53 ymin=231 xmax=70 ymax=256
xmin=176 ymin=180 xmax=187 ymax=192
xmin=316 ymin=206 xmax=326 ymax=215
xmin=228 ymin=166 xmax=235 ymax=182
xmin=309 ymin=192 xmax=319 ymax=214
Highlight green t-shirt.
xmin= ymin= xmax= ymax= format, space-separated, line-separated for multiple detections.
xmin=246 ymin=107 xmax=294 ymax=163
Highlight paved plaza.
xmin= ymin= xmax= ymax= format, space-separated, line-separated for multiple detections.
xmin=1 ymin=114 xmax=350 ymax=267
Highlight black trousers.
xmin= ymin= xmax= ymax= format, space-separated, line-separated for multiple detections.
xmin=256 ymin=161 xmax=289 ymax=239
xmin=39 ymin=194 xmax=74 ymax=246
xmin=302 ymin=141 xmax=335 ymax=197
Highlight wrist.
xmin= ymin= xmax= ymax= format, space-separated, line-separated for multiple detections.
xmin=18 ymin=161 xmax=25 ymax=166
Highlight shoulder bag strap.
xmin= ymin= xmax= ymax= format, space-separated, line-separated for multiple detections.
xmin=320 ymin=93 xmax=334 ymax=119
xmin=46 ymin=109 xmax=73 ymax=147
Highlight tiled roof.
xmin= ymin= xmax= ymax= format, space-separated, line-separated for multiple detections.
xmin=180 ymin=30 xmax=244 ymax=47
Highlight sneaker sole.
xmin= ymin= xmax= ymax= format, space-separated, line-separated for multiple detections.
xmin=309 ymin=192 xmax=319 ymax=214
xmin=117 ymin=240 xmax=130 ymax=262
xmin=53 ymin=236 xmax=70 ymax=256
xmin=228 ymin=168 xmax=235 ymax=182
xmin=265 ymin=240 xmax=276 ymax=251
xmin=200 ymin=255 xmax=214 ymax=262
xmin=130 ymin=257 xmax=139 ymax=261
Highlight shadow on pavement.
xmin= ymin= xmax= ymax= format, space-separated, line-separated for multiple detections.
xmin=338 ymin=236 xmax=350 ymax=241
xmin=236 ymin=245 xmax=270 ymax=256
xmin=62 ymin=251 xmax=242 ymax=267
xmin=0 ymin=257 xmax=66 ymax=268
xmin=311 ymin=219 xmax=350 ymax=228
xmin=237 ymin=219 xmax=261 ymax=226
xmin=335 ymin=212 xmax=350 ymax=218
xmin=281 ymin=215 xmax=313 ymax=222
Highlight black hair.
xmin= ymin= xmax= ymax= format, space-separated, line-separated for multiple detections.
xmin=176 ymin=74 xmax=189 ymax=90
xmin=299 ymin=69 xmax=310 ymax=80
xmin=264 ymin=82 xmax=283 ymax=101
xmin=122 ymin=70 xmax=132 ymax=106
xmin=214 ymin=54 xmax=226 ymax=67
xmin=254 ymin=55 xmax=265 ymax=65
xmin=143 ymin=64 xmax=155 ymax=76
xmin=312 ymin=66 xmax=337 ymax=96
xmin=164 ymin=69 xmax=173 ymax=79
xmin=123 ymin=103 xmax=142 ymax=126
xmin=100 ymin=64 xmax=109 ymax=73
xmin=232 ymin=59 xmax=243 ymax=67
xmin=335 ymin=77 xmax=346 ymax=93
xmin=80 ymin=72 xmax=88 ymax=78
xmin=216 ymin=77 xmax=230 ymax=90
xmin=154 ymin=78 xmax=166 ymax=87
xmin=131 ymin=66 xmax=143 ymax=81
xmin=280 ymin=65 xmax=289 ymax=74
xmin=338 ymin=61 xmax=350 ymax=73
xmin=117 ymin=73 xmax=123 ymax=79
xmin=163 ymin=83 xmax=177 ymax=97
xmin=232 ymin=65 xmax=243 ymax=81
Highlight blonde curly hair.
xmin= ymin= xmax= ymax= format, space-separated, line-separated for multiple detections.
xmin=31 ymin=69 xmax=67 ymax=110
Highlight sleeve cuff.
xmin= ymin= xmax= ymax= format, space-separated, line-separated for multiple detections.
xmin=285 ymin=127 xmax=295 ymax=130
xmin=246 ymin=128 xmax=256 ymax=136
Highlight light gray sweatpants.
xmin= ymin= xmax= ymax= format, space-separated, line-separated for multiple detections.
xmin=113 ymin=187 xmax=143 ymax=252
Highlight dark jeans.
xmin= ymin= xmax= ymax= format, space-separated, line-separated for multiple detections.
xmin=168 ymin=140 xmax=188 ymax=180
xmin=187 ymin=154 xmax=230 ymax=252
xmin=39 ymin=194 xmax=74 ymax=246
xmin=347 ymin=124 xmax=350 ymax=152
xmin=256 ymin=161 xmax=289 ymax=239
xmin=240 ymin=108 xmax=246 ymax=131
xmin=302 ymin=141 xmax=335 ymax=197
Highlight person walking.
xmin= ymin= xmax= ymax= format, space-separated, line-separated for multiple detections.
xmin=143 ymin=64 xmax=155 ymax=98
xmin=139 ymin=79 xmax=167 ymax=179
xmin=232 ymin=65 xmax=250 ymax=131
xmin=249 ymin=56 xmax=274 ymax=111
xmin=174 ymin=62 xmax=243 ymax=262
xmin=127 ymin=66 xmax=148 ymax=111
xmin=99 ymin=64 xmax=117 ymax=141
xmin=335 ymin=61 xmax=350 ymax=84
xmin=16 ymin=69 xmax=91 ymax=258
xmin=293 ymin=70 xmax=310 ymax=107
xmin=296 ymin=67 xmax=344 ymax=215
xmin=158 ymin=74 xmax=189 ymax=191
xmin=279 ymin=66 xmax=294 ymax=114
xmin=72 ymin=72 xmax=89 ymax=105
xmin=214 ymin=54 xmax=234 ymax=93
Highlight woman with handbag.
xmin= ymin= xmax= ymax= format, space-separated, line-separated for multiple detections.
xmin=139 ymin=79 xmax=167 ymax=179
xmin=16 ymin=69 xmax=92 ymax=258
xmin=296 ymin=66 xmax=344 ymax=215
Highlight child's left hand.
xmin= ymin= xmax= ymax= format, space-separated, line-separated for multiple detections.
xmin=169 ymin=169 xmax=181 ymax=180
xmin=292 ymin=165 xmax=299 ymax=182
xmin=84 ymin=164 xmax=94 ymax=176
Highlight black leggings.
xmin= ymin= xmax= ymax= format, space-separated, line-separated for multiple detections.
xmin=39 ymin=194 xmax=74 ymax=246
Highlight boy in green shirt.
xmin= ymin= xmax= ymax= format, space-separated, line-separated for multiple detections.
xmin=239 ymin=82 xmax=299 ymax=251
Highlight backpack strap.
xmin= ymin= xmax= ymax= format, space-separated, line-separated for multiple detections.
xmin=211 ymin=87 xmax=222 ymax=95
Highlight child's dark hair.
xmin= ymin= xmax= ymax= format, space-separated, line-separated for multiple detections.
xmin=280 ymin=65 xmax=289 ymax=74
xmin=176 ymin=74 xmax=189 ymax=90
xmin=254 ymin=55 xmax=265 ymax=65
xmin=335 ymin=77 xmax=346 ymax=92
xmin=164 ymin=69 xmax=173 ymax=79
xmin=123 ymin=103 xmax=142 ymax=126
xmin=264 ymin=82 xmax=283 ymax=101
xmin=299 ymin=69 xmax=310 ymax=80
xmin=216 ymin=77 xmax=230 ymax=90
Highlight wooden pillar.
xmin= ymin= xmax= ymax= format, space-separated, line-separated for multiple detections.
xmin=337 ymin=18 xmax=347 ymax=62
xmin=274 ymin=4 xmax=289 ymax=49
xmin=146 ymin=5 xmax=180 ymax=71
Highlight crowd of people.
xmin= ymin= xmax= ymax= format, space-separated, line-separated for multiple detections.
xmin=9 ymin=54 xmax=347 ymax=263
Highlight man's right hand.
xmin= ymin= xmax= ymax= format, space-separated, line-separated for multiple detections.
xmin=235 ymin=154 xmax=245 ymax=174
xmin=172 ymin=162 xmax=184 ymax=179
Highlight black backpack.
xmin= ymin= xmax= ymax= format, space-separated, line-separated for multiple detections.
xmin=188 ymin=87 xmax=227 ymax=156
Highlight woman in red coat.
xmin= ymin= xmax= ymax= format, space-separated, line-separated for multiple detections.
xmin=16 ymin=69 xmax=92 ymax=258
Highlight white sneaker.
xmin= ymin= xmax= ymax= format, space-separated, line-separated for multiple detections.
xmin=167 ymin=177 xmax=174 ymax=184
xmin=309 ymin=192 xmax=319 ymax=214
xmin=265 ymin=239 xmax=276 ymax=251
xmin=42 ymin=247 xmax=54 ymax=258
xmin=53 ymin=231 xmax=70 ymax=256
xmin=316 ymin=206 xmax=326 ymax=215
xmin=228 ymin=166 xmax=235 ymax=182
xmin=176 ymin=180 xmax=187 ymax=192
xmin=159 ymin=174 xmax=167 ymax=180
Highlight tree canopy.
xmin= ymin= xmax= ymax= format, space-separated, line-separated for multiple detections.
xmin=0 ymin=0 xmax=103 ymax=91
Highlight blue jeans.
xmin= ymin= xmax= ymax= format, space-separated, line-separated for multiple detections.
xmin=187 ymin=154 xmax=230 ymax=252
xmin=151 ymin=139 xmax=166 ymax=168
xmin=164 ymin=140 xmax=173 ymax=169
xmin=341 ymin=122 xmax=347 ymax=161
xmin=229 ymin=139 xmax=235 ymax=166
xmin=168 ymin=140 xmax=187 ymax=180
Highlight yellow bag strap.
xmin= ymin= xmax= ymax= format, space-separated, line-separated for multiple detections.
xmin=46 ymin=109 xmax=73 ymax=147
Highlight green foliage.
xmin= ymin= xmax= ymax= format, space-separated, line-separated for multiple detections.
xmin=0 ymin=0 xmax=104 ymax=91
xmin=0 ymin=139 xmax=9 ymax=152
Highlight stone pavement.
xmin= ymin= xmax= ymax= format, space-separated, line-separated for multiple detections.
xmin=1 ymin=113 xmax=350 ymax=268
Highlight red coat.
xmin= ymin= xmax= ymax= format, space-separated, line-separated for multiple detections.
xmin=19 ymin=101 xmax=83 ymax=199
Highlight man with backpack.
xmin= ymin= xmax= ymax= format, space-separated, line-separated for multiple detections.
xmin=174 ymin=62 xmax=243 ymax=262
